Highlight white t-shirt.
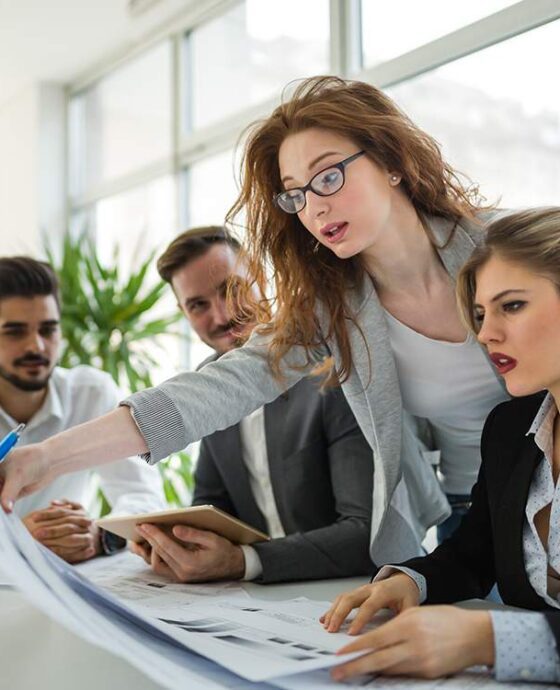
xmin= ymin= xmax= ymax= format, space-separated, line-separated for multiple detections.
xmin=0 ymin=365 xmax=165 ymax=517
xmin=384 ymin=310 xmax=508 ymax=495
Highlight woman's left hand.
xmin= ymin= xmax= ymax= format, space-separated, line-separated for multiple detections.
xmin=332 ymin=606 xmax=495 ymax=682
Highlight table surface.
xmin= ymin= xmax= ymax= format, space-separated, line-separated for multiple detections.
xmin=0 ymin=571 xmax=366 ymax=690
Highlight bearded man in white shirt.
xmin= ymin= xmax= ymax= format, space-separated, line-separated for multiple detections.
xmin=0 ymin=256 xmax=165 ymax=562
xmin=130 ymin=227 xmax=374 ymax=584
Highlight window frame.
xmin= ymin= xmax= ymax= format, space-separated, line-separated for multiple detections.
xmin=64 ymin=0 xmax=560 ymax=371
xmin=65 ymin=0 xmax=560 ymax=229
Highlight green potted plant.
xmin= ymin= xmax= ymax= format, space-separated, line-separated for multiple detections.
xmin=47 ymin=232 xmax=194 ymax=509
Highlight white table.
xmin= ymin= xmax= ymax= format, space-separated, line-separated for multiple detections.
xmin=0 ymin=575 xmax=366 ymax=690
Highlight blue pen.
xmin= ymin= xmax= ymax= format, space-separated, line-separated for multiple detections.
xmin=0 ymin=423 xmax=25 ymax=464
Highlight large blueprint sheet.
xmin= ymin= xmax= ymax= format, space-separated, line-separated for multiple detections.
xmin=3 ymin=510 xmax=556 ymax=690
xmin=0 ymin=509 xmax=272 ymax=690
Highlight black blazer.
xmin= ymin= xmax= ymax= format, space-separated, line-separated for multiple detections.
xmin=400 ymin=391 xmax=560 ymax=648
xmin=192 ymin=374 xmax=374 ymax=583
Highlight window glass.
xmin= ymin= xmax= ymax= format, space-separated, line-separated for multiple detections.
xmin=189 ymin=0 xmax=329 ymax=130
xmin=362 ymin=0 xmax=515 ymax=67
xmin=93 ymin=176 xmax=176 ymax=271
xmin=187 ymin=149 xmax=240 ymax=228
xmin=69 ymin=42 xmax=172 ymax=196
xmin=387 ymin=20 xmax=560 ymax=208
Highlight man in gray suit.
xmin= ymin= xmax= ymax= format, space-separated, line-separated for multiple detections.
xmin=130 ymin=226 xmax=374 ymax=583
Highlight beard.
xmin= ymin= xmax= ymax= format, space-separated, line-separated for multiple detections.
xmin=0 ymin=359 xmax=53 ymax=392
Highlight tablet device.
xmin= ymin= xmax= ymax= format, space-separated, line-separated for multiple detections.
xmin=96 ymin=504 xmax=270 ymax=545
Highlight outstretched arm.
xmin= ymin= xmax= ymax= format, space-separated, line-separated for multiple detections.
xmin=1 ymin=332 xmax=324 ymax=511
xmin=0 ymin=407 xmax=146 ymax=511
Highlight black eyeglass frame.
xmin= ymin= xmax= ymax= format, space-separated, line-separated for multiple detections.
xmin=273 ymin=150 xmax=366 ymax=214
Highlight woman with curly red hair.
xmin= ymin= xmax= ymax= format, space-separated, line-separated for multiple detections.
xmin=1 ymin=76 xmax=508 ymax=567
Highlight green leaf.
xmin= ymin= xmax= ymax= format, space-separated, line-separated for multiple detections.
xmin=46 ymin=229 xmax=193 ymax=501
xmin=126 ymin=315 xmax=182 ymax=342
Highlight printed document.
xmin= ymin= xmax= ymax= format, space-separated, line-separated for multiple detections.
xmin=0 ymin=508 xmax=272 ymax=690
xmin=4 ymin=510 xmax=552 ymax=690
xmin=0 ymin=509 xmax=359 ymax=686
xmin=129 ymin=597 xmax=373 ymax=682
xmin=76 ymin=550 xmax=249 ymax=609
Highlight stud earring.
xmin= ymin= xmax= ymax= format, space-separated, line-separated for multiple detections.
xmin=390 ymin=174 xmax=400 ymax=183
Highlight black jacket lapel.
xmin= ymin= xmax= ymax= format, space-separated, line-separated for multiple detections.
xmin=210 ymin=424 xmax=268 ymax=534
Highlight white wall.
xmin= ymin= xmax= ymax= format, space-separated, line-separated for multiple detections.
xmin=0 ymin=83 xmax=65 ymax=257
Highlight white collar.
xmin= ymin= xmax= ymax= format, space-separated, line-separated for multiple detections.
xmin=527 ymin=392 xmax=556 ymax=437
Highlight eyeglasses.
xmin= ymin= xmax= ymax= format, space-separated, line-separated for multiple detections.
xmin=274 ymin=150 xmax=365 ymax=215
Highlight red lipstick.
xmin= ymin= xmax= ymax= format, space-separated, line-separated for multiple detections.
xmin=489 ymin=352 xmax=517 ymax=375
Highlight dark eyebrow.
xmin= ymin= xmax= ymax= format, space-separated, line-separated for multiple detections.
xmin=474 ymin=289 xmax=529 ymax=309
xmin=1 ymin=319 xmax=60 ymax=328
xmin=185 ymin=295 xmax=206 ymax=308
xmin=1 ymin=321 xmax=27 ymax=328
xmin=281 ymin=150 xmax=343 ymax=185
xmin=185 ymin=280 xmax=228 ymax=308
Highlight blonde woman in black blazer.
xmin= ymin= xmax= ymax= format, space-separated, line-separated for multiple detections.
xmin=323 ymin=208 xmax=560 ymax=684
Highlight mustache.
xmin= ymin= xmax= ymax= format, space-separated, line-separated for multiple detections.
xmin=210 ymin=321 xmax=239 ymax=338
xmin=13 ymin=354 xmax=50 ymax=367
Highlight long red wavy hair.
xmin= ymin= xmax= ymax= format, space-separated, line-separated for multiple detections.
xmin=227 ymin=76 xmax=487 ymax=386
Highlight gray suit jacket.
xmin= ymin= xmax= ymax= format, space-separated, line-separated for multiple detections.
xmin=191 ymin=366 xmax=374 ymax=583
xmin=125 ymin=212 xmax=506 ymax=566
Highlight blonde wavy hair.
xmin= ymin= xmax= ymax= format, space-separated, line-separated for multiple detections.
xmin=457 ymin=207 xmax=560 ymax=333
xmin=228 ymin=76 xmax=487 ymax=386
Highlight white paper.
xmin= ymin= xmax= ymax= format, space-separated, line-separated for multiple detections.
xmin=5 ymin=511 xmax=545 ymax=690
xmin=76 ymin=550 xmax=250 ymax=608
xmin=0 ymin=509 xmax=273 ymax=690
xmin=128 ymin=596 xmax=372 ymax=682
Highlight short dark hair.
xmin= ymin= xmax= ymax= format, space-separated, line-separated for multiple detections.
xmin=157 ymin=226 xmax=242 ymax=284
xmin=0 ymin=256 xmax=60 ymax=309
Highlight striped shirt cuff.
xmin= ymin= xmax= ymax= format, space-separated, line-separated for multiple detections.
xmin=120 ymin=388 xmax=187 ymax=465
xmin=490 ymin=610 xmax=560 ymax=683
xmin=374 ymin=565 xmax=427 ymax=603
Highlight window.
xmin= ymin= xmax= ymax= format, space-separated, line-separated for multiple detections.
xmin=68 ymin=42 xmax=172 ymax=197
xmin=387 ymin=19 xmax=560 ymax=208
xmin=188 ymin=0 xmax=329 ymax=130
xmin=187 ymin=149 xmax=239 ymax=228
xmin=66 ymin=0 xmax=558 ymax=375
xmin=361 ymin=0 xmax=515 ymax=67
xmin=91 ymin=176 xmax=176 ymax=273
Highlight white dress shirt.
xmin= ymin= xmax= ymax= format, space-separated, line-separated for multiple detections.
xmin=0 ymin=365 xmax=165 ymax=518
xmin=524 ymin=393 xmax=560 ymax=604
xmin=238 ymin=405 xmax=285 ymax=580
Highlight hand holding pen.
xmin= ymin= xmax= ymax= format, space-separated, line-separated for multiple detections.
xmin=0 ymin=423 xmax=25 ymax=464
xmin=0 ymin=423 xmax=26 ymax=511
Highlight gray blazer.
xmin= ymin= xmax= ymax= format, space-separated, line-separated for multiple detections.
xmin=124 ymin=213 xmax=505 ymax=566
xmin=192 ymin=367 xmax=374 ymax=583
